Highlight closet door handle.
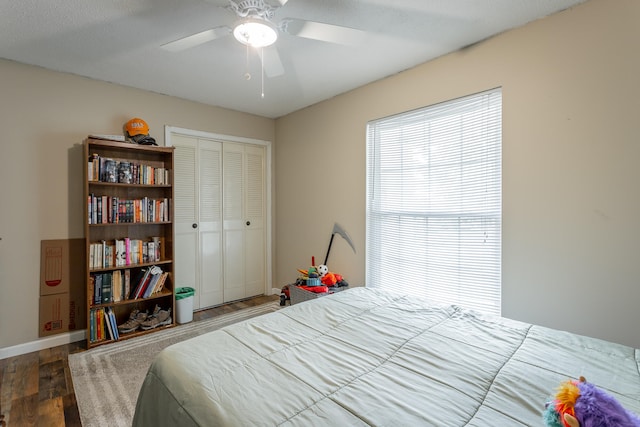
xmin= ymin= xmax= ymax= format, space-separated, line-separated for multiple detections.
xmin=246 ymin=221 xmax=251 ymax=226
xmin=192 ymin=223 xmax=198 ymax=229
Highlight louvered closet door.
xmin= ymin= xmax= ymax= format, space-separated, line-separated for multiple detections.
xmin=172 ymin=135 xmax=223 ymax=309
xmin=244 ymin=145 xmax=266 ymax=297
xmin=223 ymin=142 xmax=266 ymax=302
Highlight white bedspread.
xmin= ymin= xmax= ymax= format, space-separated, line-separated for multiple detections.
xmin=133 ymin=287 xmax=640 ymax=426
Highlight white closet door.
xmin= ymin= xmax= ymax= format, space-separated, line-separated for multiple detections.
xmin=197 ymin=140 xmax=223 ymax=307
xmin=172 ymin=135 xmax=223 ymax=309
xmin=223 ymin=143 xmax=245 ymax=302
xmin=173 ymin=136 xmax=199 ymax=307
xmin=223 ymin=143 xmax=265 ymax=302
xmin=244 ymin=145 xmax=266 ymax=297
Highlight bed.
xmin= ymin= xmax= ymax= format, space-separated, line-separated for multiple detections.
xmin=132 ymin=287 xmax=640 ymax=426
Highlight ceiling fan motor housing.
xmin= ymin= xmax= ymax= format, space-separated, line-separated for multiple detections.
xmin=232 ymin=0 xmax=276 ymax=20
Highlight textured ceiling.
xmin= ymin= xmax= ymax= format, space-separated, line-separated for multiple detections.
xmin=0 ymin=0 xmax=587 ymax=118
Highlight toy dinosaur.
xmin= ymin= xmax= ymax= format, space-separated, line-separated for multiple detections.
xmin=543 ymin=376 xmax=640 ymax=427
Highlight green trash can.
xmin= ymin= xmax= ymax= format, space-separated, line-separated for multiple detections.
xmin=175 ymin=287 xmax=195 ymax=324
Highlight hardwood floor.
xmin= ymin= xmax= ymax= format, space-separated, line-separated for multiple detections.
xmin=0 ymin=294 xmax=278 ymax=426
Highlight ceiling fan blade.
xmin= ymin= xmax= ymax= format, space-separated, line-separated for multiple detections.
xmin=281 ymin=19 xmax=366 ymax=46
xmin=161 ymin=26 xmax=231 ymax=52
xmin=201 ymin=0 xmax=235 ymax=7
xmin=259 ymin=46 xmax=285 ymax=78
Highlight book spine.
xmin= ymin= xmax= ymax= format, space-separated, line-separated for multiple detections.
xmin=94 ymin=274 xmax=102 ymax=305
xmin=112 ymin=270 xmax=122 ymax=302
xmin=134 ymin=268 xmax=152 ymax=299
xmin=107 ymin=307 xmax=119 ymax=340
xmin=127 ymin=200 xmax=133 ymax=223
xmin=97 ymin=308 xmax=103 ymax=341
xmin=104 ymin=307 xmax=114 ymax=341
xmin=101 ymin=272 xmax=111 ymax=304
xmin=124 ymin=269 xmax=130 ymax=300
xmin=153 ymin=272 xmax=168 ymax=294
xmin=143 ymin=268 xmax=162 ymax=298
xmin=89 ymin=276 xmax=95 ymax=306
xmin=125 ymin=237 xmax=131 ymax=266
xmin=89 ymin=309 xmax=95 ymax=342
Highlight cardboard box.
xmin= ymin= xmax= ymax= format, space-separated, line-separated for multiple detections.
xmin=39 ymin=290 xmax=87 ymax=337
xmin=39 ymin=238 xmax=87 ymax=337
xmin=39 ymin=293 xmax=70 ymax=336
xmin=40 ymin=238 xmax=85 ymax=296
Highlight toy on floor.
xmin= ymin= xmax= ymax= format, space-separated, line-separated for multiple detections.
xmin=318 ymin=264 xmax=345 ymax=286
xmin=280 ymin=257 xmax=349 ymax=305
xmin=298 ymin=263 xmax=348 ymax=287
xmin=543 ymin=376 xmax=640 ymax=427
xmin=279 ymin=277 xmax=329 ymax=305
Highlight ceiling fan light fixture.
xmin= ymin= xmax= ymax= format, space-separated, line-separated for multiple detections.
xmin=233 ymin=18 xmax=278 ymax=48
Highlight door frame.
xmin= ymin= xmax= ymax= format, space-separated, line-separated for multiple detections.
xmin=165 ymin=125 xmax=273 ymax=297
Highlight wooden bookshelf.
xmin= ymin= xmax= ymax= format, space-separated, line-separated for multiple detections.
xmin=83 ymin=138 xmax=175 ymax=348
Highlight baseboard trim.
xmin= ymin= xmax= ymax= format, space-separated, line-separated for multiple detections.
xmin=0 ymin=329 xmax=86 ymax=359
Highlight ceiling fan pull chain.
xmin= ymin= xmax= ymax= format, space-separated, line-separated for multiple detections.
xmin=244 ymin=43 xmax=251 ymax=80
xmin=261 ymin=47 xmax=265 ymax=98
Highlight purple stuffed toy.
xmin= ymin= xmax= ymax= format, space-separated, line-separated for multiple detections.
xmin=543 ymin=376 xmax=640 ymax=427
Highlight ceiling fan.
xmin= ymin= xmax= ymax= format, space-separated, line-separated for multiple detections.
xmin=161 ymin=0 xmax=366 ymax=78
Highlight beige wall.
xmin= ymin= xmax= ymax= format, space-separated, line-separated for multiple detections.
xmin=275 ymin=0 xmax=640 ymax=348
xmin=0 ymin=60 xmax=275 ymax=349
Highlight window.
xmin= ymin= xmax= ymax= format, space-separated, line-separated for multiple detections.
xmin=366 ymin=88 xmax=502 ymax=315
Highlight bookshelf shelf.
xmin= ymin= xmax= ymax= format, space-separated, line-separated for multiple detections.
xmin=89 ymin=259 xmax=173 ymax=273
xmin=90 ymin=289 xmax=174 ymax=309
xmin=89 ymin=182 xmax=172 ymax=188
xmin=88 ymin=222 xmax=173 ymax=227
xmin=84 ymin=137 xmax=176 ymax=349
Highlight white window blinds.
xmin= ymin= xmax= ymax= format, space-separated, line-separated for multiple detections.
xmin=366 ymin=88 xmax=502 ymax=315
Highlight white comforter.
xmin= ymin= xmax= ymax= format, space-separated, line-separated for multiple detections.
xmin=133 ymin=287 xmax=640 ymax=426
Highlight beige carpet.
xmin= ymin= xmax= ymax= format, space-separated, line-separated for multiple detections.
xmin=68 ymin=302 xmax=281 ymax=427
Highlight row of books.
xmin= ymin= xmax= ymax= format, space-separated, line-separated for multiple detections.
xmin=131 ymin=266 xmax=169 ymax=300
xmin=91 ymin=266 xmax=169 ymax=305
xmin=88 ymin=154 xmax=170 ymax=185
xmin=89 ymin=237 xmax=162 ymax=270
xmin=89 ymin=306 xmax=119 ymax=343
xmin=91 ymin=269 xmax=129 ymax=304
xmin=88 ymin=195 xmax=170 ymax=224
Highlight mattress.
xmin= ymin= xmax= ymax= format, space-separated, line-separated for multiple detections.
xmin=132 ymin=287 xmax=640 ymax=426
